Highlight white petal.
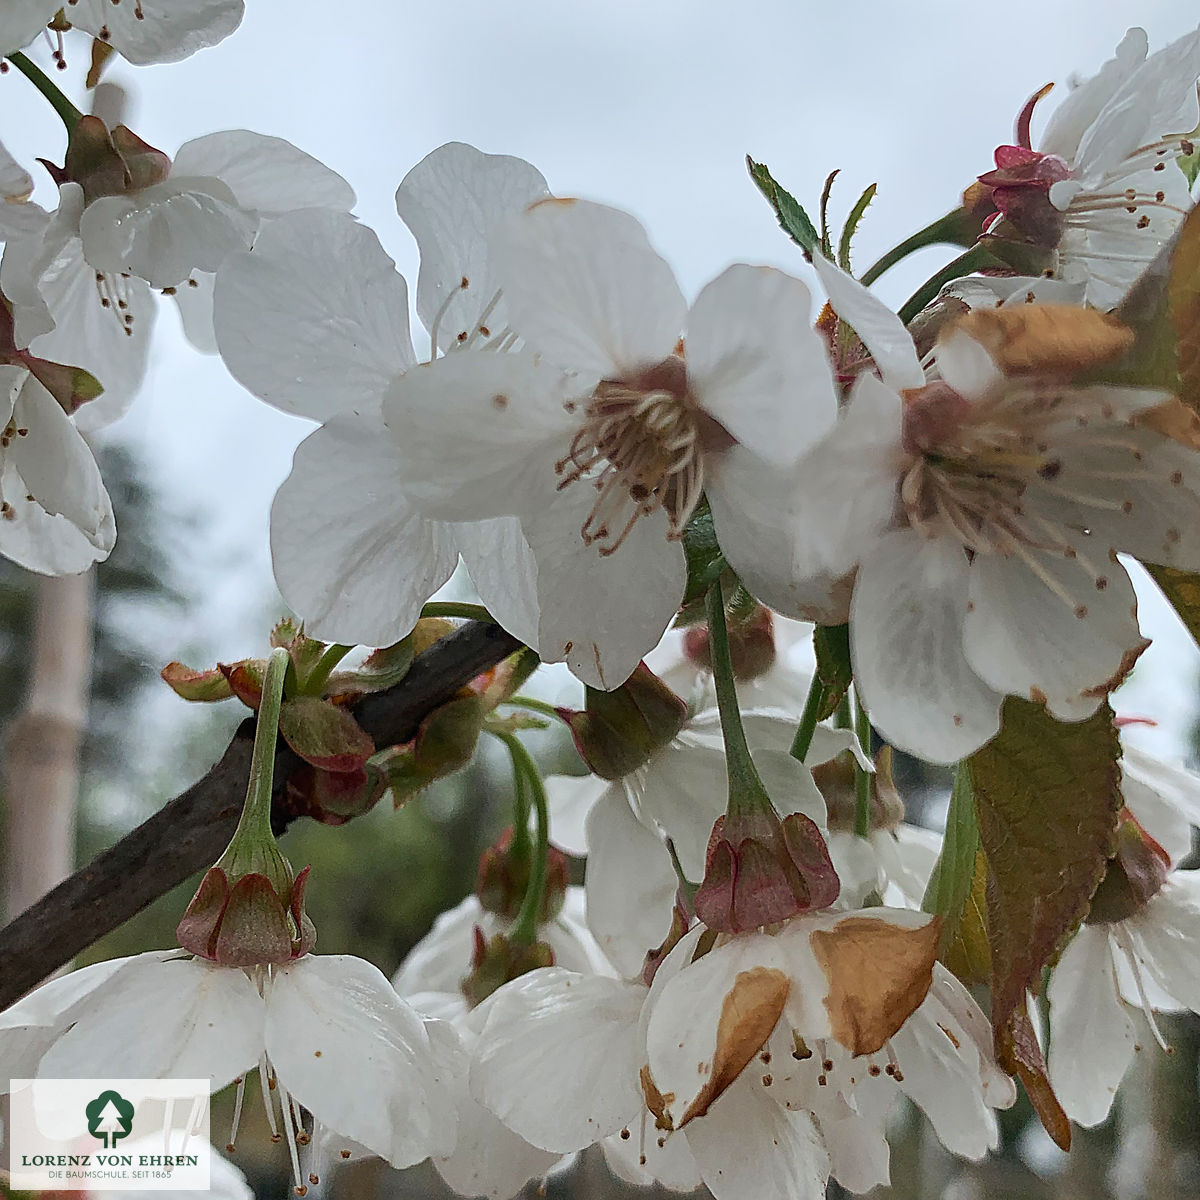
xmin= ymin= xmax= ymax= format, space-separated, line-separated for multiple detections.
xmin=170 ymin=270 xmax=217 ymax=353
xmin=934 ymin=327 xmax=1004 ymax=401
xmin=810 ymin=255 xmax=923 ymax=391
xmin=753 ymin=747 xmax=828 ymax=826
xmin=584 ymin=786 xmax=677 ymax=978
xmin=0 ymin=457 xmax=113 ymax=573
xmin=684 ymin=1073 xmax=829 ymax=1200
xmin=12 ymin=373 xmax=111 ymax=541
xmin=0 ymin=0 xmax=59 ymax=56
xmin=80 ymin=179 xmax=257 ymax=289
xmin=852 ymin=531 xmax=1003 ymax=764
xmin=66 ymin=0 xmax=243 ymax=64
xmin=455 ymin=515 xmax=542 ymax=649
xmin=1125 ymin=873 xmax=1200 ymax=1012
xmin=172 ymin=131 xmax=355 ymax=215
xmin=1121 ymin=744 xmax=1200 ymax=866
xmin=1047 ymin=926 xmax=1135 ymax=1127
xmin=267 ymin=955 xmax=458 ymax=1166
xmin=471 ymin=967 xmax=645 ymax=1153
xmin=381 ymin=349 xmax=574 ymax=519
xmin=393 ymin=895 xmax=488 ymax=998
xmin=602 ymin=1123 xmax=701 ymax=1190
xmin=962 ymin=547 xmax=1145 ymax=719
xmin=543 ymin=772 xmax=608 ymax=857
xmin=491 ymin=198 xmax=686 ymax=376
xmin=270 ymin=414 xmax=458 ymax=647
xmin=38 ymin=954 xmax=263 ymax=1088
xmin=395 ymin=142 xmax=549 ymax=354
xmin=1040 ymin=28 xmax=1149 ymax=162
xmin=214 ymin=209 xmax=415 ymax=420
xmin=686 ymin=264 xmax=836 ymax=465
xmin=523 ymin=490 xmax=686 ymax=690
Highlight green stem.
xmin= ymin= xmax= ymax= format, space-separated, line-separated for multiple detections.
xmin=898 ymin=243 xmax=997 ymax=324
xmin=302 ymin=642 xmax=353 ymax=696
xmin=421 ymin=601 xmax=495 ymax=623
xmin=503 ymin=735 xmax=550 ymax=945
xmin=7 ymin=52 xmax=82 ymax=132
xmin=834 ymin=692 xmax=852 ymax=731
xmin=853 ymin=689 xmax=873 ymax=839
xmin=705 ymin=580 xmax=766 ymax=812
xmin=232 ymin=647 xmax=290 ymax=841
xmin=505 ymin=695 xmax=569 ymax=725
xmin=859 ymin=208 xmax=978 ymax=287
xmin=789 ymin=674 xmax=828 ymax=763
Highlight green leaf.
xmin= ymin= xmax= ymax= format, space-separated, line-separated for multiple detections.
xmin=1147 ymin=564 xmax=1200 ymax=650
xmin=818 ymin=169 xmax=838 ymax=259
xmin=1180 ymin=145 xmax=1200 ymax=189
xmin=969 ymin=698 xmax=1121 ymax=1037
xmin=681 ymin=499 xmax=728 ymax=604
xmin=160 ymin=661 xmax=234 ymax=703
xmin=837 ymin=183 xmax=877 ymax=273
xmin=335 ymin=638 xmax=414 ymax=694
xmin=812 ymin=623 xmax=851 ymax=720
xmin=278 ymin=696 xmax=375 ymax=773
xmin=746 ymin=156 xmax=820 ymax=258
xmin=922 ymin=764 xmax=988 ymax=985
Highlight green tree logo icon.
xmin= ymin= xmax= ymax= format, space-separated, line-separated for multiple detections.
xmin=85 ymin=1090 xmax=134 ymax=1148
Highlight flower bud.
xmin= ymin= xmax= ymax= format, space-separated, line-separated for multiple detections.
xmin=460 ymin=928 xmax=555 ymax=1008
xmin=683 ymin=604 xmax=776 ymax=681
xmin=693 ymin=807 xmax=840 ymax=934
xmin=812 ymin=745 xmax=905 ymax=834
xmin=560 ymin=663 xmax=688 ymax=780
xmin=475 ymin=827 xmax=568 ymax=922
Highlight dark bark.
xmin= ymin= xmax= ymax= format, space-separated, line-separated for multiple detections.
xmin=0 ymin=620 xmax=520 ymax=1009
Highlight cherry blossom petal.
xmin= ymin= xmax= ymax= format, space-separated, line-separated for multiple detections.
xmin=1121 ymin=745 xmax=1200 ymax=867
xmin=455 ymin=516 xmax=542 ymax=649
xmin=685 ymin=264 xmax=836 ymax=466
xmin=38 ymin=954 xmax=263 ymax=1087
xmin=1040 ymin=28 xmax=1149 ymax=162
xmin=270 ymin=414 xmax=458 ymax=647
xmin=544 ymin=772 xmax=608 ymax=857
xmin=1047 ymin=925 xmax=1135 ymax=1127
xmin=602 ymin=1122 xmax=701 ymax=1190
xmin=852 ymin=531 xmax=1003 ymax=764
xmin=266 ymin=955 xmax=458 ymax=1166
xmin=962 ymin=545 xmax=1144 ymax=719
xmin=684 ymin=1073 xmax=829 ymax=1200
xmin=810 ymin=255 xmax=923 ymax=391
xmin=172 ymin=131 xmax=354 ymax=215
xmin=471 ymin=967 xmax=646 ymax=1153
xmin=1124 ymin=872 xmax=1200 ymax=1012
xmin=521 ymin=486 xmax=686 ymax=690
xmin=0 ymin=138 xmax=48 ymax=238
xmin=66 ymin=0 xmax=244 ymax=65
xmin=934 ymin=326 xmax=1004 ymax=401
xmin=584 ymin=786 xmax=677 ymax=978
xmin=395 ymin=142 xmax=549 ymax=354
xmin=214 ymin=209 xmax=415 ymax=420
xmin=382 ymin=349 xmax=575 ymax=519
xmin=169 ymin=270 xmax=217 ymax=353
xmin=0 ymin=0 xmax=61 ymax=56
xmin=786 ymin=372 xmax=906 ymax=581
xmin=491 ymin=198 xmax=686 ymax=377
xmin=12 ymin=373 xmax=112 ymax=543
xmin=81 ymin=179 xmax=257 ymax=289
xmin=0 ymin=457 xmax=112 ymax=574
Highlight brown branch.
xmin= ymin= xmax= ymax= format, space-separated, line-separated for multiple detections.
xmin=0 ymin=620 xmax=520 ymax=1010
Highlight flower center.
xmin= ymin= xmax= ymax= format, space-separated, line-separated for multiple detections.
xmin=555 ymin=356 xmax=703 ymax=554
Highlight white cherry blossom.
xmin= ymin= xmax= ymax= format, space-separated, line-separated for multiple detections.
xmin=977 ymin=26 xmax=1200 ymax=308
xmin=214 ymin=142 xmax=547 ymax=648
xmin=384 ymin=196 xmax=838 ymax=688
xmin=3 ymin=950 xmax=461 ymax=1183
xmin=1 ymin=0 xmax=243 ymax=64
xmin=772 ymin=256 xmax=1200 ymax=764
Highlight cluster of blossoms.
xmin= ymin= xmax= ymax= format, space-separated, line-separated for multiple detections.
xmin=5 ymin=11 xmax=1200 ymax=1200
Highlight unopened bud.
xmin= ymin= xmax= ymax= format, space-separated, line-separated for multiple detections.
xmin=460 ymin=928 xmax=555 ymax=1007
xmin=683 ymin=604 xmax=776 ymax=681
xmin=476 ymin=827 xmax=568 ymax=922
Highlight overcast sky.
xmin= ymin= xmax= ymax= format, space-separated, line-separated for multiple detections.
xmin=3 ymin=0 xmax=1198 ymax=760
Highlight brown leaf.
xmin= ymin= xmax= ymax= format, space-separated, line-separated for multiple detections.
xmin=970 ymin=698 xmax=1121 ymax=1040
xmin=678 ymin=967 xmax=790 ymax=1126
xmin=811 ymin=915 xmax=941 ymax=1055
xmin=997 ymin=1000 xmax=1071 ymax=1151
xmin=952 ymin=305 xmax=1134 ymax=377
